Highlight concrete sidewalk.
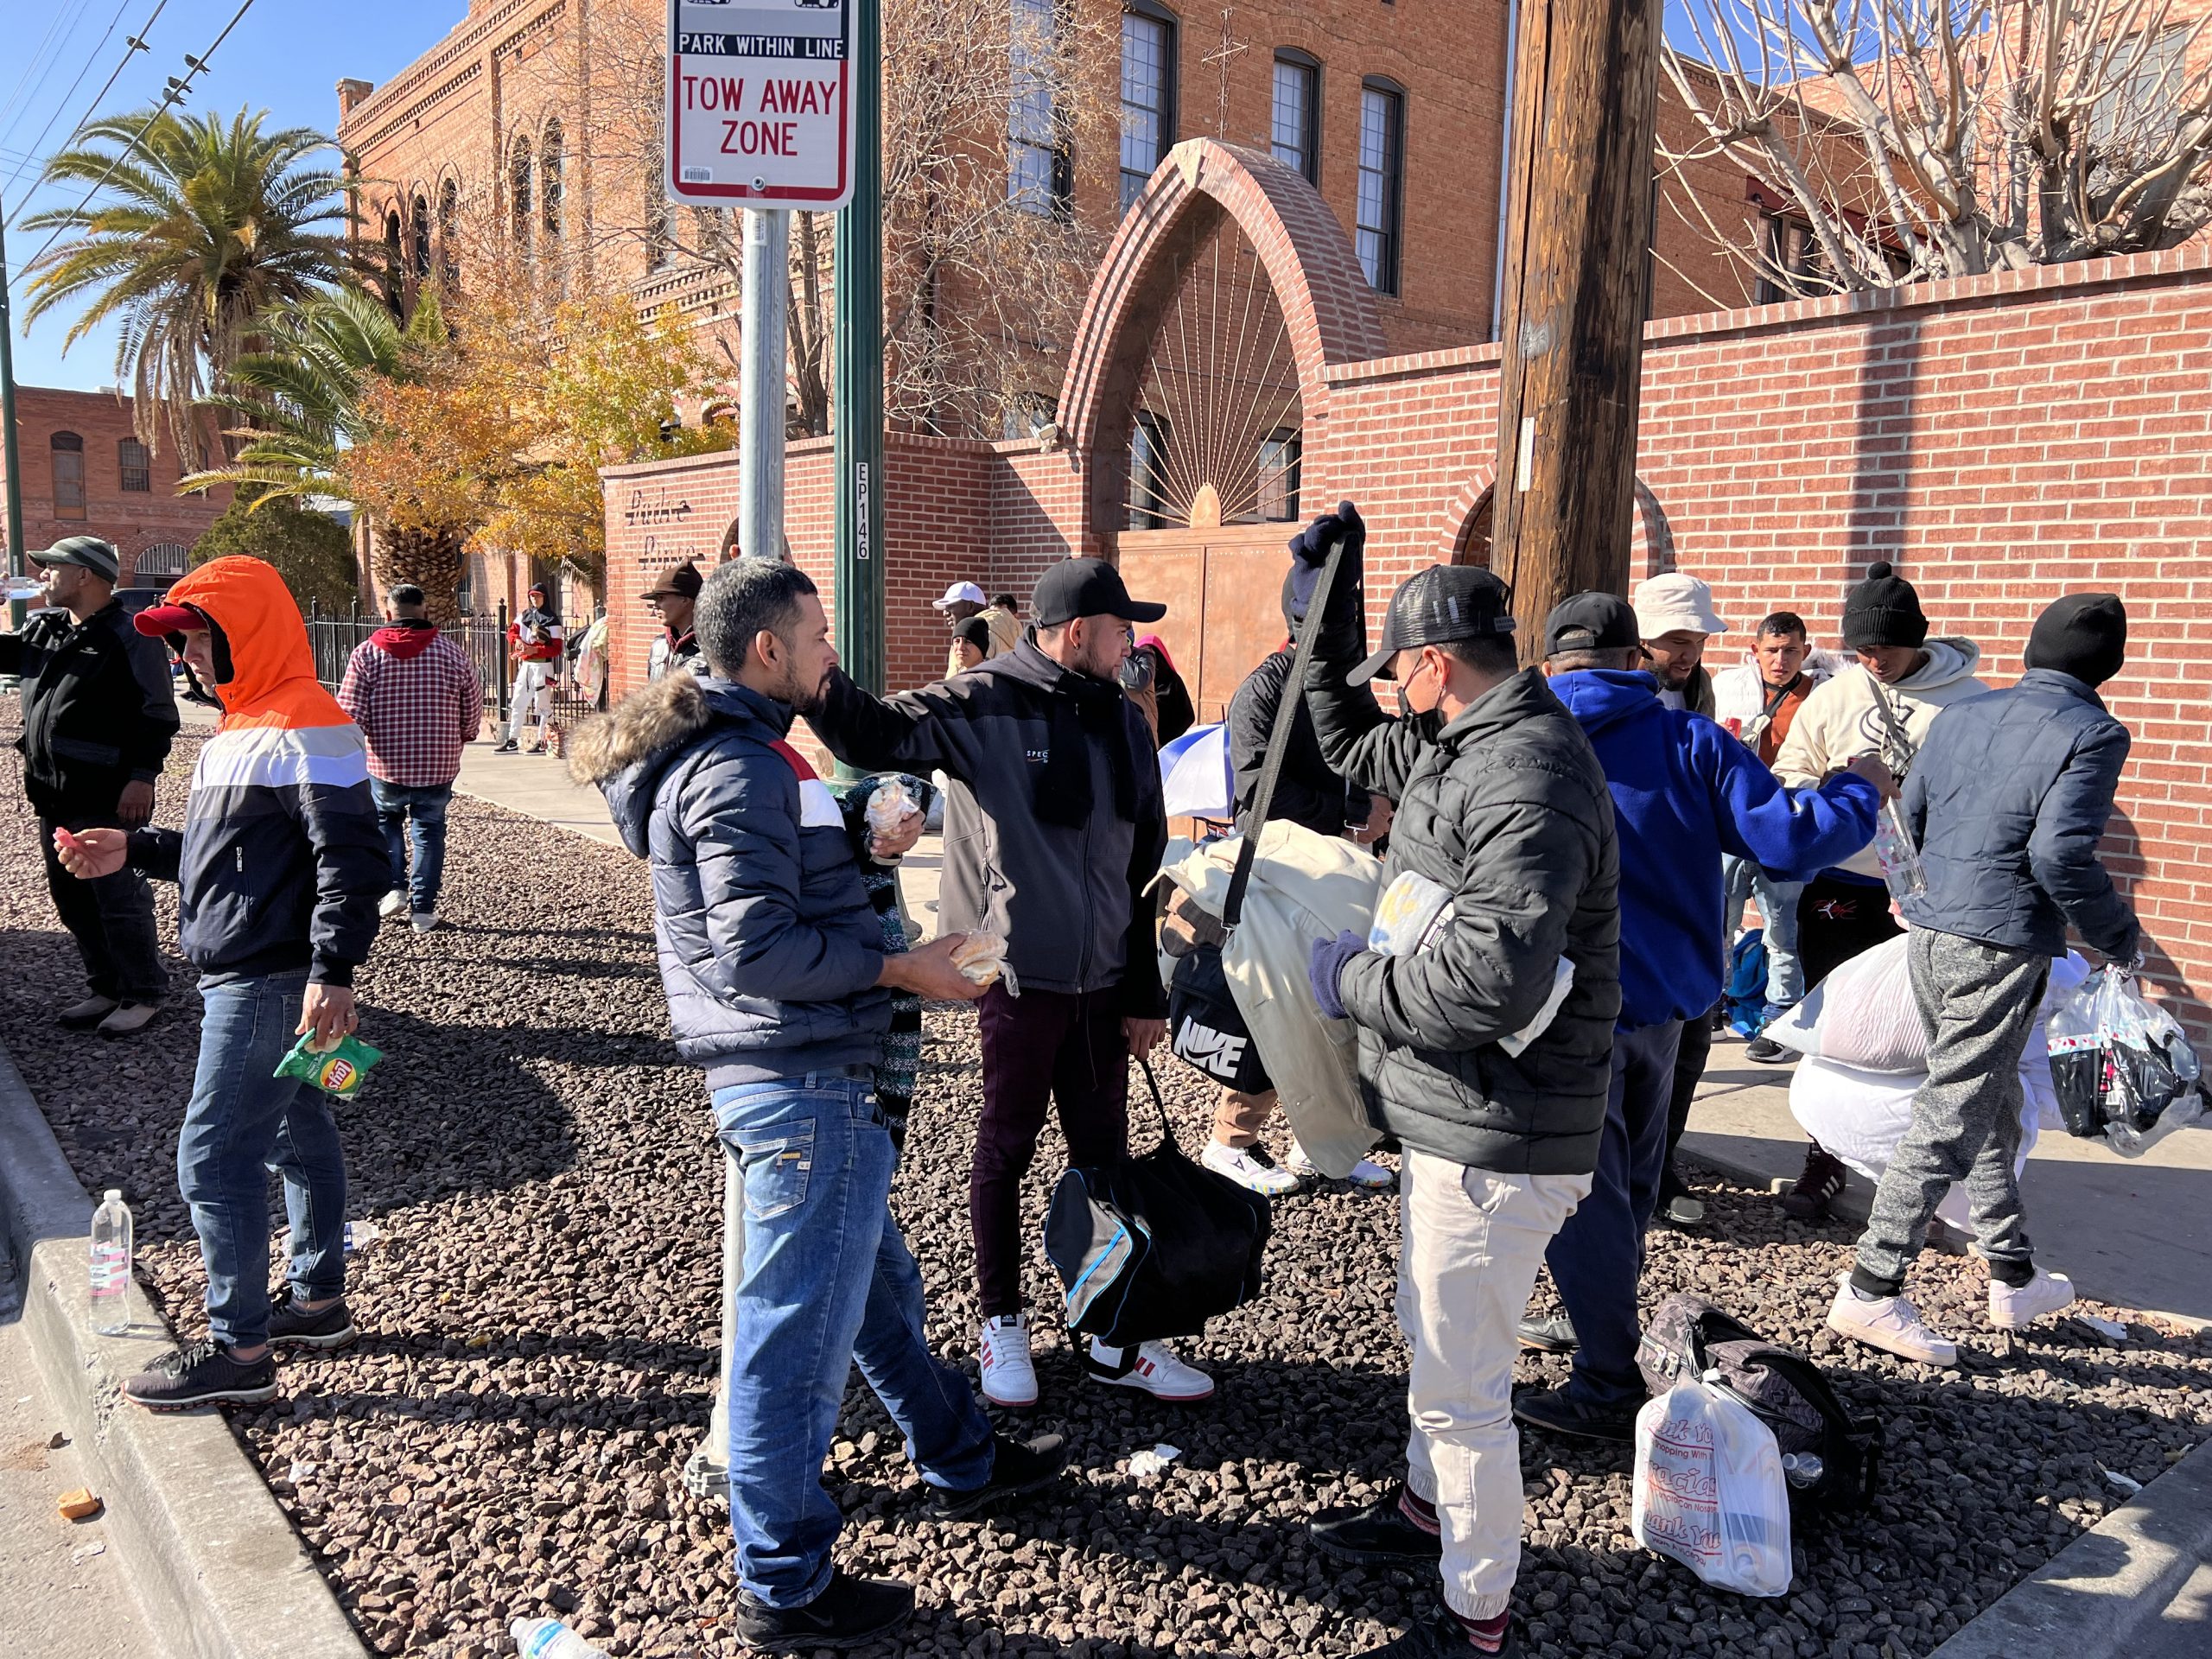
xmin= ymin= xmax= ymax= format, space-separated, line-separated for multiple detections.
xmin=1681 ymin=1036 xmax=2212 ymax=1329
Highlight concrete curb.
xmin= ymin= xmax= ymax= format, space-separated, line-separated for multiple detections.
xmin=1929 ymin=1435 xmax=2212 ymax=1657
xmin=0 ymin=1038 xmax=366 ymax=1659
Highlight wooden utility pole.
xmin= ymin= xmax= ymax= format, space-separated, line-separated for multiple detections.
xmin=1490 ymin=0 xmax=1663 ymax=650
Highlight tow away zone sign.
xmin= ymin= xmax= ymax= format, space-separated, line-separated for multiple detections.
xmin=667 ymin=0 xmax=854 ymax=207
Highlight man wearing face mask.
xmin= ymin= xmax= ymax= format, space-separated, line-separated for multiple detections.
xmin=0 ymin=536 xmax=179 ymax=1037
xmin=1294 ymin=535 xmax=1621 ymax=1659
xmin=806 ymin=559 xmax=1204 ymax=1413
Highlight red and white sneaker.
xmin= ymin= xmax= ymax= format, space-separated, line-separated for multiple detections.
xmin=978 ymin=1313 xmax=1039 ymax=1408
xmin=1085 ymin=1338 xmax=1215 ymax=1402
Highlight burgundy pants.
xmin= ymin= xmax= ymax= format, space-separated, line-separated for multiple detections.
xmin=973 ymin=983 xmax=1130 ymax=1317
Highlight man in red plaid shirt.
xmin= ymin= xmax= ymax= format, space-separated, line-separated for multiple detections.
xmin=337 ymin=584 xmax=484 ymax=932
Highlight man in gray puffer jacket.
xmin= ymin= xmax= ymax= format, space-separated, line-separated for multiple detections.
xmin=1829 ymin=592 xmax=2140 ymax=1370
xmin=1294 ymin=518 xmax=1620 ymax=1659
xmin=573 ymin=558 xmax=1065 ymax=1653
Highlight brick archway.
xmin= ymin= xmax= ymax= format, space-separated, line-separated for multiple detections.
xmin=1055 ymin=138 xmax=1387 ymax=556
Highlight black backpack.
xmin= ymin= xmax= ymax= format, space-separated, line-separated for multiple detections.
xmin=1045 ymin=1059 xmax=1272 ymax=1346
xmin=1637 ymin=1293 xmax=1881 ymax=1514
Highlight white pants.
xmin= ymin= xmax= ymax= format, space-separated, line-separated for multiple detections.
xmin=1399 ymin=1149 xmax=1592 ymax=1620
xmin=506 ymin=660 xmax=553 ymax=741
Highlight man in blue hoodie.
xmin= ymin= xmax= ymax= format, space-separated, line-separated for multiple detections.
xmin=1513 ymin=593 xmax=1887 ymax=1441
xmin=571 ymin=558 xmax=1067 ymax=1652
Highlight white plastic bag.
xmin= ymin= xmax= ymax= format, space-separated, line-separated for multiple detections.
xmin=1762 ymin=934 xmax=1923 ymax=1073
xmin=1632 ymin=1375 xmax=1792 ymax=1599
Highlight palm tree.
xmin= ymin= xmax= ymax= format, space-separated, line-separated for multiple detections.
xmin=182 ymin=287 xmax=473 ymax=618
xmin=22 ymin=106 xmax=357 ymax=466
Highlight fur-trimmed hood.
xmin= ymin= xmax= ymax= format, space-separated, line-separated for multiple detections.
xmin=570 ymin=673 xmax=794 ymax=857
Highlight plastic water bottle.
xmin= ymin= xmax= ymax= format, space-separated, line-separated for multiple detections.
xmin=89 ymin=1190 xmax=132 ymax=1336
xmin=1872 ymin=798 xmax=1928 ymax=901
xmin=510 ymin=1618 xmax=607 ymax=1659
xmin=1781 ymin=1452 xmax=1825 ymax=1488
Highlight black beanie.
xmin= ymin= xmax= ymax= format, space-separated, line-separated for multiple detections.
xmin=1841 ymin=561 xmax=1928 ymax=650
xmin=2024 ymin=592 xmax=2127 ymax=687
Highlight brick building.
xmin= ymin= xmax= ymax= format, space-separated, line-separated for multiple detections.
xmin=0 ymin=387 xmax=226 ymax=585
xmin=607 ymin=138 xmax=2212 ymax=1039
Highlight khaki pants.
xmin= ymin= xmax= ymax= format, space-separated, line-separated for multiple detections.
xmin=1399 ymin=1149 xmax=1590 ymax=1620
xmin=1211 ymin=1084 xmax=1277 ymax=1147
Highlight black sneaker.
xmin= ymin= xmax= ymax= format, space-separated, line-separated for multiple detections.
xmin=1364 ymin=1608 xmax=1522 ymax=1658
xmin=1781 ymin=1144 xmax=1849 ymax=1220
xmin=267 ymin=1287 xmax=357 ymax=1351
xmin=1309 ymin=1485 xmax=1444 ymax=1565
xmin=1516 ymin=1315 xmax=1578 ymax=1354
xmin=732 ymin=1569 xmax=915 ymax=1652
xmin=1745 ymin=1035 xmax=1792 ymax=1064
xmin=1510 ymin=1383 xmax=1640 ymax=1444
xmin=123 ymin=1338 xmax=277 ymax=1411
xmin=938 ymin=1433 xmax=1070 ymax=1517
xmin=494 ymin=738 xmax=518 ymax=753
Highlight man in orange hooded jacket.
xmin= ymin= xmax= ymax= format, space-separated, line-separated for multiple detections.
xmin=58 ymin=557 xmax=388 ymax=1409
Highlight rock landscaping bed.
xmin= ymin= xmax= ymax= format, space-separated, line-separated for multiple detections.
xmin=3 ymin=715 xmax=2207 ymax=1657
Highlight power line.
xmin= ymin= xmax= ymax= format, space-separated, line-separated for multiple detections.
xmin=15 ymin=0 xmax=261 ymax=277
xmin=1 ymin=0 xmax=168 ymax=228
xmin=0 ymin=0 xmax=99 ymax=152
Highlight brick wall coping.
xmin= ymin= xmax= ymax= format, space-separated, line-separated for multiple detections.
xmin=601 ymin=427 xmax=1040 ymax=485
xmin=1324 ymin=238 xmax=2212 ymax=390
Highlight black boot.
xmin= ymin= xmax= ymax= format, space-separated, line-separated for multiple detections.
xmin=732 ymin=1570 xmax=915 ymax=1652
xmin=938 ymin=1433 xmax=1070 ymax=1517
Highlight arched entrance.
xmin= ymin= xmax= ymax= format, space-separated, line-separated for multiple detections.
xmin=1445 ymin=478 xmax=1681 ymax=583
xmin=1055 ymin=138 xmax=1385 ymax=719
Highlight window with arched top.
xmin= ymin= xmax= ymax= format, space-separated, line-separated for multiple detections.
xmin=541 ymin=120 xmax=565 ymax=244
xmin=51 ymin=432 xmax=86 ymax=519
xmin=383 ymin=209 xmax=405 ymax=314
xmin=411 ymin=194 xmax=432 ymax=280
xmin=510 ymin=140 xmax=534 ymax=254
xmin=438 ymin=178 xmax=461 ymax=283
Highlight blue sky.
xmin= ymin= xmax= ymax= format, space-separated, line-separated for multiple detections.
xmin=0 ymin=0 xmax=469 ymax=391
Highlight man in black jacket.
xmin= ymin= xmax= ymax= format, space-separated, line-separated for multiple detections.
xmin=0 ymin=536 xmax=178 ymax=1035
xmin=1295 ymin=520 xmax=1620 ymax=1659
xmin=1202 ymin=561 xmax=1395 ymax=1197
xmin=807 ymin=558 xmax=1213 ymax=1413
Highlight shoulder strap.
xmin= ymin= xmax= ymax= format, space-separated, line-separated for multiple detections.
xmin=1225 ymin=513 xmax=1362 ymax=928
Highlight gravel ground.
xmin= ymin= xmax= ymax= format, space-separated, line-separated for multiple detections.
xmin=3 ymin=708 xmax=2209 ymax=1659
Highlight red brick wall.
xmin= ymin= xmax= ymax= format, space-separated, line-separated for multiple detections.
xmin=0 ymin=387 xmax=227 ymax=581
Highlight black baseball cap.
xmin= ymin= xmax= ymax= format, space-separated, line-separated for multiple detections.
xmin=1349 ymin=564 xmax=1516 ymax=685
xmin=1543 ymin=592 xmax=1641 ymax=658
xmin=1032 ymin=557 xmax=1166 ymax=628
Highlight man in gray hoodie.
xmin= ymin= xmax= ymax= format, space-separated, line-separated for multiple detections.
xmin=806 ymin=558 xmax=1210 ymax=1413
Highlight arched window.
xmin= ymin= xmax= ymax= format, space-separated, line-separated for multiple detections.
xmin=541 ymin=120 xmax=565 ymax=244
xmin=437 ymin=178 xmax=461 ymax=283
xmin=510 ymin=139 xmax=534 ymax=254
xmin=51 ymin=432 xmax=86 ymax=519
xmin=118 ymin=437 xmax=151 ymax=493
xmin=411 ymin=194 xmax=432 ymax=280
xmin=383 ymin=208 xmax=404 ymax=314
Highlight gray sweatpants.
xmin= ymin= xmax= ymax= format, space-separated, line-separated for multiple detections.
xmin=1852 ymin=930 xmax=2050 ymax=1296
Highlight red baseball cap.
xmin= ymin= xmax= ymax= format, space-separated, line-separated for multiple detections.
xmin=134 ymin=602 xmax=210 ymax=636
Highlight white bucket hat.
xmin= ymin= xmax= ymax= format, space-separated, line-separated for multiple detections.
xmin=1632 ymin=573 xmax=1730 ymax=638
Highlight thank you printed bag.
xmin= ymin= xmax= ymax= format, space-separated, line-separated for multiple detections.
xmin=1632 ymin=1376 xmax=1793 ymax=1599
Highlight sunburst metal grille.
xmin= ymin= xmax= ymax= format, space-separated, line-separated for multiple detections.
xmin=1124 ymin=221 xmax=1303 ymax=531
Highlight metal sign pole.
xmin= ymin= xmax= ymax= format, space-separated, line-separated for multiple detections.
xmin=739 ymin=207 xmax=791 ymax=563
xmin=832 ymin=0 xmax=885 ymax=695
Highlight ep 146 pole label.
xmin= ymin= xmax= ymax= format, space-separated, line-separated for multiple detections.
xmin=667 ymin=0 xmax=855 ymax=207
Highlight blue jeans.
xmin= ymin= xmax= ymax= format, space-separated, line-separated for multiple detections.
xmin=1722 ymin=855 xmax=1805 ymax=1009
xmin=712 ymin=1072 xmax=995 ymax=1609
xmin=371 ymin=780 xmax=452 ymax=913
xmin=176 ymin=972 xmax=347 ymax=1350
xmin=1543 ymin=1020 xmax=1684 ymax=1408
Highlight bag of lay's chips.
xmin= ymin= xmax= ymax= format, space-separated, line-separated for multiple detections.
xmin=274 ymin=1032 xmax=385 ymax=1100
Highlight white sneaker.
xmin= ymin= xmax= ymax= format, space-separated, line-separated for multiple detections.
xmin=1202 ymin=1139 xmax=1300 ymax=1197
xmin=378 ymin=888 xmax=409 ymax=919
xmin=1086 ymin=1338 xmax=1215 ymax=1402
xmin=1285 ymin=1141 xmax=1396 ymax=1190
xmin=1989 ymin=1268 xmax=2075 ymax=1330
xmin=1826 ymin=1274 xmax=1957 ymax=1365
xmin=410 ymin=910 xmax=441 ymax=933
xmin=978 ymin=1314 xmax=1038 ymax=1408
